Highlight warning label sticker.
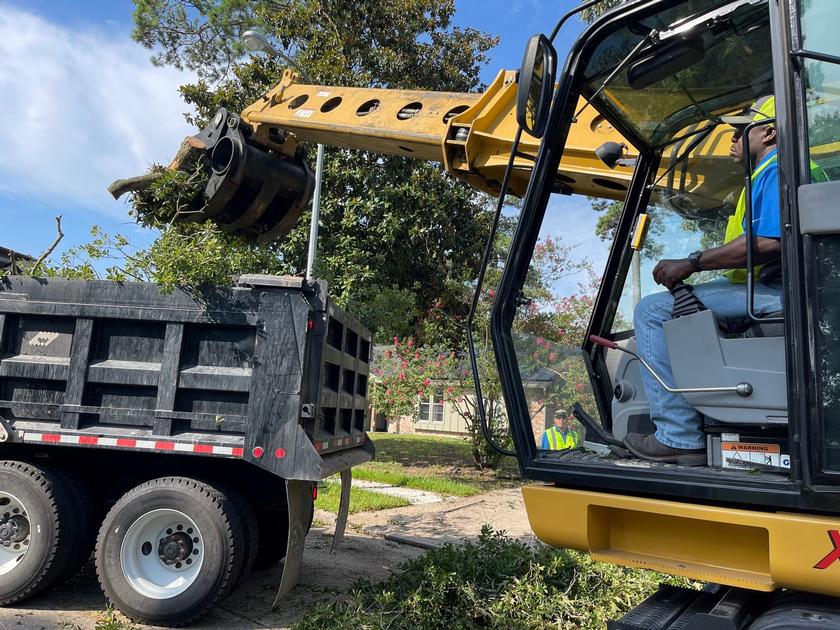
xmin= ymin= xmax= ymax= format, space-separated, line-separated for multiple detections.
xmin=721 ymin=442 xmax=790 ymax=469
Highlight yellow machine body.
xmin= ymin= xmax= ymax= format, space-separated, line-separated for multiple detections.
xmin=523 ymin=485 xmax=840 ymax=597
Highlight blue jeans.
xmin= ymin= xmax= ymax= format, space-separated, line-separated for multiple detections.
xmin=633 ymin=278 xmax=783 ymax=449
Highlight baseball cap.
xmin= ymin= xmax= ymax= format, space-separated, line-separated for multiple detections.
xmin=721 ymin=95 xmax=775 ymax=126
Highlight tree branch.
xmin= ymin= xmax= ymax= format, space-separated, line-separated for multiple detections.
xmin=31 ymin=216 xmax=64 ymax=276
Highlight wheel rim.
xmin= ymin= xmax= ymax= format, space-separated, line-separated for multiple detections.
xmin=120 ymin=509 xmax=204 ymax=599
xmin=0 ymin=492 xmax=30 ymax=576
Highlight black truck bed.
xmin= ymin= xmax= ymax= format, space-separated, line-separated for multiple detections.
xmin=0 ymin=274 xmax=372 ymax=480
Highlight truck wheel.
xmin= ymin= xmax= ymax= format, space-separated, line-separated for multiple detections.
xmin=95 ymin=477 xmax=244 ymax=627
xmin=0 ymin=461 xmax=77 ymax=604
xmin=208 ymin=483 xmax=258 ymax=588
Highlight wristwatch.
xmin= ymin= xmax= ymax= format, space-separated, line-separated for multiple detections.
xmin=687 ymin=250 xmax=703 ymax=272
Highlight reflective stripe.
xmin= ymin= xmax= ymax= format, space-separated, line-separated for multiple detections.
xmin=723 ymin=156 xmax=827 ymax=283
xmin=723 ymin=154 xmax=777 ymax=283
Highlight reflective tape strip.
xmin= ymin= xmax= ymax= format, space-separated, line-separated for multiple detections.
xmin=19 ymin=432 xmax=243 ymax=458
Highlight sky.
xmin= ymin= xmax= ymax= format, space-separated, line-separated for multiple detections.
xmin=0 ymin=0 xmax=609 ymax=293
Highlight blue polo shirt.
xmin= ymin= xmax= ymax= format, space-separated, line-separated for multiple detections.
xmin=749 ymin=149 xmax=780 ymax=239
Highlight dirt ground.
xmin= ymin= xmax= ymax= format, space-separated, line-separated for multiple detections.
xmin=0 ymin=487 xmax=531 ymax=630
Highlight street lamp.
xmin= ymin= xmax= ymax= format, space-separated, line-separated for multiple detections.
xmin=242 ymin=30 xmax=324 ymax=283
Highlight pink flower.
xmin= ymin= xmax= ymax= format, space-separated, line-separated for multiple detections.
xmin=385 ymin=388 xmax=392 ymax=395
xmin=385 ymin=350 xmax=392 ymax=358
xmin=423 ymin=378 xmax=431 ymax=386
xmin=401 ymin=361 xmax=408 ymax=369
xmin=415 ymin=352 xmax=420 ymax=360
xmin=399 ymin=372 xmax=406 ymax=381
xmin=575 ymin=382 xmax=584 ymax=393
xmin=393 ymin=336 xmax=399 ymax=344
xmin=536 ymin=337 xmax=545 ymax=346
xmin=407 ymin=339 xmax=414 ymax=348
xmin=548 ymin=352 xmax=557 ymax=361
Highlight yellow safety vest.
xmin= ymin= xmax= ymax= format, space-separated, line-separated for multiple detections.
xmin=723 ymin=156 xmax=827 ymax=283
xmin=545 ymin=427 xmax=580 ymax=450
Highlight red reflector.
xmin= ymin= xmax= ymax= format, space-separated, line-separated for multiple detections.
xmin=42 ymin=434 xmax=61 ymax=442
xmin=274 ymin=447 xmax=286 ymax=459
xmin=79 ymin=436 xmax=98 ymax=445
xmin=307 ymin=319 xmax=314 ymax=330
xmin=252 ymin=446 xmax=264 ymax=459
xmin=312 ymin=484 xmax=318 ymax=500
xmin=193 ymin=444 xmax=214 ymax=454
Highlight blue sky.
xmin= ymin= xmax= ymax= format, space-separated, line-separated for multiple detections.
xmin=0 ymin=0 xmax=608 ymax=291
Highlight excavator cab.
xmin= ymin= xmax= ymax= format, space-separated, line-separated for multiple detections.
xmin=487 ymin=0 xmax=840 ymax=595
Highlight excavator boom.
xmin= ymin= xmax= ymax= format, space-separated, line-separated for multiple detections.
xmin=116 ymin=67 xmax=745 ymax=244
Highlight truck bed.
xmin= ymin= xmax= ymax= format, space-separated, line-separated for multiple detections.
xmin=0 ymin=275 xmax=372 ymax=480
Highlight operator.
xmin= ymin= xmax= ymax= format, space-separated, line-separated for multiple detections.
xmin=623 ymin=96 xmax=789 ymax=466
xmin=541 ymin=409 xmax=580 ymax=450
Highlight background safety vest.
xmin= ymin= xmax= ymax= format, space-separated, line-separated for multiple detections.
xmin=544 ymin=427 xmax=580 ymax=450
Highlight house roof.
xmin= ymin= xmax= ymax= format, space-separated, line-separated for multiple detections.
xmin=0 ymin=247 xmax=33 ymax=269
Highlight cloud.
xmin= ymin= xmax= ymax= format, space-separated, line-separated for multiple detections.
xmin=0 ymin=7 xmax=196 ymax=218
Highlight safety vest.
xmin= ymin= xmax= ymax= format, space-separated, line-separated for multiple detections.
xmin=544 ymin=426 xmax=580 ymax=450
xmin=723 ymin=155 xmax=827 ymax=283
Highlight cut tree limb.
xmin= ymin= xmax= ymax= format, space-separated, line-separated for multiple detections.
xmin=108 ymin=136 xmax=207 ymax=200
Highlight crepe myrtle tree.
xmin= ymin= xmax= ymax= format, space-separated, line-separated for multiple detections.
xmin=372 ymin=231 xmax=597 ymax=467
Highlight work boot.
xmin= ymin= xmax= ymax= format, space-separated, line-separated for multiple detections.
xmin=623 ymin=433 xmax=706 ymax=467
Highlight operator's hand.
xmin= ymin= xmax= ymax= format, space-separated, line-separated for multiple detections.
xmin=652 ymin=258 xmax=694 ymax=289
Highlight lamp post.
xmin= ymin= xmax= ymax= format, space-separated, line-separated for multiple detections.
xmin=242 ymin=30 xmax=325 ymax=283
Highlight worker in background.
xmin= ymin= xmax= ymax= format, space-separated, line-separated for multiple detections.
xmin=541 ymin=409 xmax=580 ymax=450
xmin=624 ymin=96 xmax=795 ymax=466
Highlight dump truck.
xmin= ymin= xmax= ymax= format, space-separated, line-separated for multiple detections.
xmin=6 ymin=0 xmax=840 ymax=627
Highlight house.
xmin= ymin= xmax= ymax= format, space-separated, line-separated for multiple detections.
xmin=368 ymin=344 xmax=565 ymax=443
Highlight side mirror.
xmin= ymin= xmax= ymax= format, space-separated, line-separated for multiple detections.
xmin=516 ymin=34 xmax=557 ymax=139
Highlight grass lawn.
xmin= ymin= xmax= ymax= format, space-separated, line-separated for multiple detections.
xmin=316 ymin=479 xmax=410 ymax=514
xmin=315 ymin=433 xmax=520 ymax=514
xmin=358 ymin=433 xmax=520 ymax=495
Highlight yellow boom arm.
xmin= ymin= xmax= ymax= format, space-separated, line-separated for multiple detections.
xmin=126 ymin=69 xmax=739 ymax=242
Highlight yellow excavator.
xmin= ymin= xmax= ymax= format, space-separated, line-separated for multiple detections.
xmin=117 ymin=0 xmax=840 ymax=626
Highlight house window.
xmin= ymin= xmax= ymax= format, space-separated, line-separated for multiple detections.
xmin=420 ymin=389 xmax=445 ymax=422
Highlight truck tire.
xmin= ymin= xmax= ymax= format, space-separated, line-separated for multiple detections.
xmin=207 ymin=482 xmax=258 ymax=588
xmin=0 ymin=460 xmax=77 ymax=605
xmin=95 ymin=477 xmax=245 ymax=627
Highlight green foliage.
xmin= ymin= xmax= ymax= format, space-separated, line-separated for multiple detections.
xmin=145 ymin=221 xmax=290 ymax=291
xmin=294 ymin=525 xmax=694 ymax=629
xmin=125 ymin=0 xmax=499 ymax=343
xmin=40 ymin=226 xmax=153 ymax=283
xmin=129 ymin=161 xmax=209 ymax=228
xmin=580 ymin=0 xmax=625 ymax=23
xmin=316 ymin=480 xmax=411 ymax=514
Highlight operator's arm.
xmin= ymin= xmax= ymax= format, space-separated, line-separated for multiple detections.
xmin=652 ymin=235 xmax=781 ymax=288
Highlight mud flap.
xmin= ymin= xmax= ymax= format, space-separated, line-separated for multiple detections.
xmin=331 ymin=468 xmax=352 ymax=553
xmin=272 ymin=479 xmax=311 ymax=608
